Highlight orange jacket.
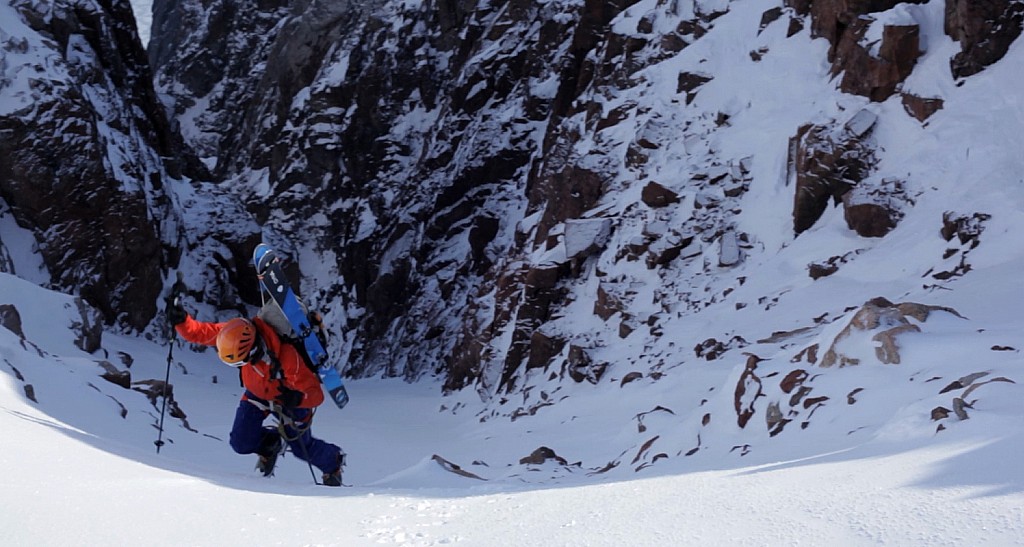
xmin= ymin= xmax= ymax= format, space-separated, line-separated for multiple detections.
xmin=175 ymin=315 xmax=324 ymax=409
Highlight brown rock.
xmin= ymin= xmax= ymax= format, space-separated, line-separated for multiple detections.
xmin=821 ymin=298 xmax=961 ymax=367
xmin=847 ymin=387 xmax=864 ymax=404
xmin=785 ymin=0 xmax=811 ymax=15
xmin=526 ymin=329 xmax=566 ymax=370
xmin=695 ymin=335 xmax=749 ymax=361
xmin=788 ymin=16 xmax=805 ymax=37
xmin=901 ymin=93 xmax=944 ymax=122
xmin=677 ymin=72 xmax=713 ymax=102
xmin=594 ymin=284 xmax=624 ymax=321
xmin=940 ymin=211 xmax=990 ymax=245
xmin=946 ymin=0 xmax=1024 ymax=79
xmin=780 ymin=369 xmax=809 ymax=394
xmin=734 ymin=355 xmax=764 ymax=428
xmin=932 ymin=406 xmax=951 ymax=420
xmin=809 ymin=262 xmax=840 ymax=279
xmin=431 ymin=455 xmax=486 ymax=480
xmin=872 ymin=324 xmax=921 ymax=364
xmin=620 ymin=371 xmax=643 ymax=386
xmin=0 ymin=0 xmax=196 ymax=330
xmin=766 ymin=401 xmax=790 ymax=436
xmin=790 ymin=116 xmax=878 ymax=234
xmin=565 ymin=344 xmax=607 ymax=384
xmin=97 ymin=361 xmax=132 ymax=389
xmin=791 ymin=344 xmax=820 ymax=364
xmin=532 ymin=166 xmax=606 ymax=245
xmin=519 ymin=446 xmax=568 ymax=466
xmin=525 ymin=263 xmax=562 ymax=290
xmin=842 ymin=178 xmax=909 ymax=237
xmin=807 ymin=1 xmax=911 ymax=59
xmin=645 ymin=236 xmax=694 ymax=268
xmin=641 ymin=181 xmax=681 ymax=208
xmin=833 ymin=20 xmax=921 ymax=101
xmin=842 ymin=193 xmax=897 ymax=237
xmin=0 ymin=304 xmax=25 ymax=339
xmin=71 ymin=297 xmax=103 ymax=354
xmin=759 ymin=7 xmax=785 ymax=35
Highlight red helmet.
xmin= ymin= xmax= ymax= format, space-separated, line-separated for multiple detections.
xmin=216 ymin=318 xmax=258 ymax=366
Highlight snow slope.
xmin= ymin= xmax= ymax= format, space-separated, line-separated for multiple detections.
xmin=5 ymin=0 xmax=1024 ymax=544
xmin=1 ymin=267 xmax=1023 ymax=545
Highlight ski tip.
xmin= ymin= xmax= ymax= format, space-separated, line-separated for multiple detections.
xmin=253 ymin=243 xmax=276 ymax=274
xmin=253 ymin=243 xmax=271 ymax=260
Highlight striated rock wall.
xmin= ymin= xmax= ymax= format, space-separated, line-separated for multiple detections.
xmin=0 ymin=0 xmax=192 ymax=329
xmin=6 ymin=0 xmax=1015 ymax=399
xmin=145 ymin=0 xmax=1022 ymax=399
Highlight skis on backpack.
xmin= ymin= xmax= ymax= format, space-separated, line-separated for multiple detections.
xmin=253 ymin=243 xmax=349 ymax=409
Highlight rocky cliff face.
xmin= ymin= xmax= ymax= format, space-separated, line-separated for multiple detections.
xmin=0 ymin=0 xmax=259 ymax=331
xmin=2 ymin=0 xmax=1019 ymax=405
xmin=143 ymin=0 xmax=1022 ymax=404
xmin=0 ymin=0 xmax=182 ymax=329
xmin=151 ymin=0 xmax=621 ymax=385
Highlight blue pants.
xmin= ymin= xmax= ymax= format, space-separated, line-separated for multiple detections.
xmin=229 ymin=392 xmax=343 ymax=474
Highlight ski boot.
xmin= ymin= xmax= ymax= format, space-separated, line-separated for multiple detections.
xmin=255 ymin=429 xmax=283 ymax=477
xmin=322 ymin=451 xmax=346 ymax=487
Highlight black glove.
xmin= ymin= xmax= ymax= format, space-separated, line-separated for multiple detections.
xmin=166 ymin=297 xmax=187 ymax=326
xmin=277 ymin=386 xmax=304 ymax=409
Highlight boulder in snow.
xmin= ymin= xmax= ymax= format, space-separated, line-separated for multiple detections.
xmin=564 ymin=218 xmax=613 ymax=260
xmin=641 ymin=181 xmax=681 ymax=208
xmin=718 ymin=230 xmax=742 ymax=266
xmin=790 ymin=114 xmax=878 ymax=234
xmin=946 ymin=0 xmax=1024 ymax=78
xmin=69 ymin=297 xmax=103 ymax=354
xmin=901 ymin=93 xmax=944 ymax=122
xmin=519 ymin=446 xmax=568 ymax=466
xmin=0 ymin=304 xmax=25 ymax=339
xmin=820 ymin=297 xmax=963 ymax=368
xmin=841 ymin=179 xmax=907 ymax=238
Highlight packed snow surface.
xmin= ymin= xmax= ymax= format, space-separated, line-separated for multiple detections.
xmin=5 ymin=0 xmax=1024 ymax=544
xmin=1 ymin=270 xmax=1023 ymax=546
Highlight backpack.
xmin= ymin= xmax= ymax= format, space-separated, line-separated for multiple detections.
xmin=256 ymin=296 xmax=328 ymax=381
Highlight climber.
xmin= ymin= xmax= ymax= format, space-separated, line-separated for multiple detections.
xmin=167 ymin=301 xmax=345 ymax=486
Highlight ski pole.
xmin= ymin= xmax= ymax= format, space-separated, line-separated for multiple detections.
xmin=154 ymin=297 xmax=176 ymax=453
xmin=155 ymin=275 xmax=186 ymax=453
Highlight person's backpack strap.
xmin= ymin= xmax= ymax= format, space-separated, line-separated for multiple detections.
xmin=256 ymin=298 xmax=324 ymax=381
xmin=262 ymin=337 xmax=284 ymax=380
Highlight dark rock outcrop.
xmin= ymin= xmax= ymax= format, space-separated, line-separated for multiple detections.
xmin=519 ymin=446 xmax=568 ymax=465
xmin=803 ymin=1 xmax=925 ymax=59
xmin=70 ymin=297 xmax=103 ymax=353
xmin=0 ymin=0 xmax=191 ymax=329
xmin=832 ymin=18 xmax=921 ymax=101
xmin=139 ymin=0 xmax=1017 ymax=405
xmin=841 ymin=178 xmax=907 ymax=238
xmin=820 ymin=297 xmax=963 ymax=367
xmin=641 ymin=181 xmax=681 ymax=208
xmin=790 ymin=110 xmax=878 ymax=234
xmin=941 ymin=211 xmax=990 ymax=245
xmin=149 ymin=0 xmax=291 ymax=165
xmin=0 ymin=304 xmax=25 ymax=339
xmin=901 ymin=93 xmax=944 ymax=121
xmin=791 ymin=1 xmax=928 ymax=101
xmin=946 ymin=0 xmax=1024 ymax=79
xmin=734 ymin=354 xmax=764 ymax=428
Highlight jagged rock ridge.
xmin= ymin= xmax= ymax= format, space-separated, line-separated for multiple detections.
xmin=0 ymin=0 xmax=182 ymax=329
xmin=143 ymin=0 xmax=1022 ymax=403
xmin=2 ymin=0 xmax=1021 ymax=412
